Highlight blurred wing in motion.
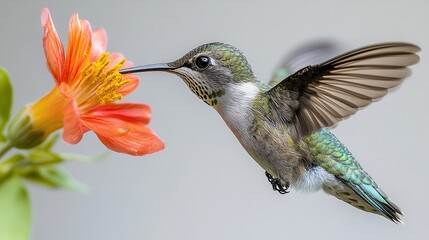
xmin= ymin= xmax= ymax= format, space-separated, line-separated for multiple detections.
xmin=268 ymin=41 xmax=340 ymax=87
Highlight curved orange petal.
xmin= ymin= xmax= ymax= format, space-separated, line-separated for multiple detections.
xmin=65 ymin=13 xmax=92 ymax=84
xmin=80 ymin=116 xmax=132 ymax=137
xmin=86 ymin=103 xmax=152 ymax=125
xmin=63 ymin=99 xmax=86 ymax=144
xmin=97 ymin=127 xmax=165 ymax=156
xmin=90 ymin=28 xmax=107 ymax=61
xmin=41 ymin=8 xmax=65 ymax=86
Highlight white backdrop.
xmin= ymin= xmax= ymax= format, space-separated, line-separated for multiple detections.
xmin=1 ymin=0 xmax=428 ymax=239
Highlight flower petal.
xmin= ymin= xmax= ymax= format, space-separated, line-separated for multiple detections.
xmin=80 ymin=116 xmax=132 ymax=137
xmin=90 ymin=28 xmax=107 ymax=61
xmin=86 ymin=103 xmax=152 ymax=125
xmin=97 ymin=126 xmax=165 ymax=156
xmin=41 ymin=8 xmax=65 ymax=86
xmin=63 ymin=99 xmax=86 ymax=144
xmin=65 ymin=13 xmax=92 ymax=84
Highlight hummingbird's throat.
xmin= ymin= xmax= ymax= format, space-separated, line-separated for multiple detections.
xmin=177 ymin=72 xmax=225 ymax=106
xmin=188 ymin=83 xmax=225 ymax=106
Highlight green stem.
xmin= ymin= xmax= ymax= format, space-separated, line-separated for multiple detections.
xmin=0 ymin=142 xmax=12 ymax=159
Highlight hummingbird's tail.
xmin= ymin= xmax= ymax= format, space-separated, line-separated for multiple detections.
xmin=306 ymin=128 xmax=403 ymax=223
xmin=323 ymin=178 xmax=403 ymax=223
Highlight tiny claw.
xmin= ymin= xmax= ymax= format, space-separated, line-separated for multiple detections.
xmin=277 ymin=182 xmax=290 ymax=194
xmin=265 ymin=171 xmax=289 ymax=194
xmin=265 ymin=171 xmax=274 ymax=182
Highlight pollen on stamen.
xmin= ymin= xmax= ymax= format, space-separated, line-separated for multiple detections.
xmin=80 ymin=52 xmax=130 ymax=105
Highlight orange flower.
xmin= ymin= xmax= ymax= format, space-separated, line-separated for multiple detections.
xmin=9 ymin=8 xmax=164 ymax=155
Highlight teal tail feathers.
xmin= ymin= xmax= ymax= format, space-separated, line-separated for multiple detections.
xmin=323 ymin=178 xmax=403 ymax=223
xmin=306 ymin=128 xmax=403 ymax=223
xmin=344 ymin=180 xmax=403 ymax=223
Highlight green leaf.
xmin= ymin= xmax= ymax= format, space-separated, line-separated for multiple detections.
xmin=0 ymin=177 xmax=31 ymax=240
xmin=22 ymin=166 xmax=88 ymax=192
xmin=0 ymin=67 xmax=13 ymax=142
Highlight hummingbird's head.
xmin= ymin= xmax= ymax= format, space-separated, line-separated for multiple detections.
xmin=120 ymin=42 xmax=256 ymax=106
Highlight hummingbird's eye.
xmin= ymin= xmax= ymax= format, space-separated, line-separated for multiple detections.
xmin=195 ymin=56 xmax=210 ymax=69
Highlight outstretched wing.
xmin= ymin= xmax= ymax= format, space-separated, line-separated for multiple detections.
xmin=265 ymin=42 xmax=420 ymax=140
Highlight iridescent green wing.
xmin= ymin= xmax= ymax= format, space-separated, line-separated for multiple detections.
xmin=265 ymin=43 xmax=420 ymax=141
xmin=305 ymin=128 xmax=402 ymax=223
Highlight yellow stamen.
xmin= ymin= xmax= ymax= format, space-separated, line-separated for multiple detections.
xmin=77 ymin=53 xmax=129 ymax=106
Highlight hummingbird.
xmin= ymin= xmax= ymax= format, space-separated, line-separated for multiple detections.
xmin=120 ymin=42 xmax=420 ymax=223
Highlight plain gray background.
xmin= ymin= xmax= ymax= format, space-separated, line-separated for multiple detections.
xmin=1 ymin=0 xmax=428 ymax=239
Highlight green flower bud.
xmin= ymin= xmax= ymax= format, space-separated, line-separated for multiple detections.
xmin=7 ymin=107 xmax=45 ymax=149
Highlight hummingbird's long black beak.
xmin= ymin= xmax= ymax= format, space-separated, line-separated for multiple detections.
xmin=119 ymin=63 xmax=176 ymax=74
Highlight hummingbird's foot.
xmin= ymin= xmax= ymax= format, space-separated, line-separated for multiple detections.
xmin=265 ymin=171 xmax=290 ymax=194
